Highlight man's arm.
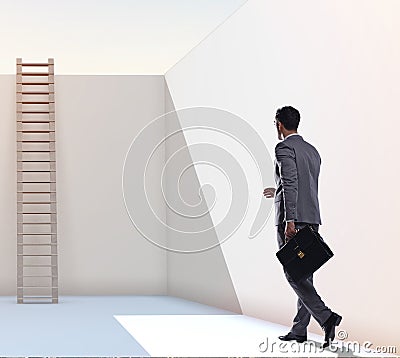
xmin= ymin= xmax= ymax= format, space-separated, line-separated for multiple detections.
xmin=275 ymin=142 xmax=298 ymax=223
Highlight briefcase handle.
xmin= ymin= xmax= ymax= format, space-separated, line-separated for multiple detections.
xmin=287 ymin=224 xmax=314 ymax=249
xmin=284 ymin=227 xmax=301 ymax=245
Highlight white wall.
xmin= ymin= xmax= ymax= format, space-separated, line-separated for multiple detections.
xmin=164 ymin=83 xmax=242 ymax=313
xmin=0 ymin=76 xmax=17 ymax=292
xmin=165 ymin=0 xmax=400 ymax=348
xmin=0 ymin=75 xmax=168 ymax=295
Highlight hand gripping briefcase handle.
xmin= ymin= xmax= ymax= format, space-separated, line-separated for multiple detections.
xmin=276 ymin=225 xmax=334 ymax=282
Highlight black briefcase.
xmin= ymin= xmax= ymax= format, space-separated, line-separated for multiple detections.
xmin=276 ymin=225 xmax=334 ymax=282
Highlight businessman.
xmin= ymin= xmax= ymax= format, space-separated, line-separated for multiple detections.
xmin=263 ymin=106 xmax=342 ymax=348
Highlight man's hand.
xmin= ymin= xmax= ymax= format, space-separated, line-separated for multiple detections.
xmin=284 ymin=221 xmax=298 ymax=242
xmin=263 ymin=187 xmax=276 ymax=198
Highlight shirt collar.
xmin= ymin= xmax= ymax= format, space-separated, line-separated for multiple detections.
xmin=284 ymin=133 xmax=300 ymax=140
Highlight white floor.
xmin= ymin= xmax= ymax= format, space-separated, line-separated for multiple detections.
xmin=116 ymin=314 xmax=391 ymax=357
xmin=0 ymin=295 xmax=394 ymax=357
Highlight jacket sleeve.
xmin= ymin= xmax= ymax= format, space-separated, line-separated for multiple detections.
xmin=275 ymin=142 xmax=298 ymax=222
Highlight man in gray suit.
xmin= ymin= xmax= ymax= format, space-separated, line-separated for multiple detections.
xmin=264 ymin=106 xmax=342 ymax=348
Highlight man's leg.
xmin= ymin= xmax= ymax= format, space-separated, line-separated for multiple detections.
xmin=277 ymin=223 xmax=332 ymax=329
xmin=290 ymin=278 xmax=313 ymax=336
xmin=284 ymin=269 xmax=332 ymax=327
xmin=277 ymin=223 xmax=311 ymax=335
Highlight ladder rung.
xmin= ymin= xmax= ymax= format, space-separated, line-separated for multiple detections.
xmin=17 ymin=201 xmax=56 ymax=204
xmin=21 ymin=301 xmax=58 ymax=304
xmin=18 ymin=288 xmax=57 ymax=290
xmin=17 ymin=121 xmax=54 ymax=123
xmin=17 ymin=170 xmax=55 ymax=172
xmin=18 ymin=182 xmax=56 ymax=184
xmin=17 ymin=170 xmax=55 ymax=173
xmin=20 ymin=300 xmax=57 ymax=304
xmin=21 ymin=296 xmax=53 ymax=299
xmin=17 ymin=191 xmax=56 ymax=194
xmin=20 ymin=73 xmax=50 ymax=76
xmin=18 ymin=233 xmax=55 ymax=235
xmin=19 ymin=212 xmax=55 ymax=214
xmin=18 ymin=180 xmax=55 ymax=183
xmin=19 ymin=275 xmax=55 ymax=278
xmin=17 ymin=140 xmax=55 ymax=142
xmin=17 ymin=130 xmax=54 ymax=133
xmin=17 ymin=169 xmax=55 ymax=172
xmin=18 ymin=244 xmax=56 ymax=247
xmin=23 ymin=265 xmax=55 ymax=268
xmin=20 ymin=63 xmax=50 ymax=67
xmin=17 ymin=150 xmax=55 ymax=152
xmin=18 ymin=254 xmax=56 ymax=256
xmin=20 ymin=92 xmax=51 ymax=95
xmin=18 ymin=160 xmax=55 ymax=162
xmin=20 ymin=222 xmax=55 ymax=224
xmin=20 ymin=296 xmax=54 ymax=300
xmin=18 ymin=243 xmax=56 ymax=246
xmin=18 ymin=111 xmax=51 ymax=114
xmin=17 ymin=82 xmax=54 ymax=85
xmin=19 ymin=227 xmax=56 ymax=230
xmin=18 ymin=112 xmax=52 ymax=115
xmin=18 ymin=202 xmax=55 ymax=204
xmin=18 ymin=101 xmax=52 ymax=104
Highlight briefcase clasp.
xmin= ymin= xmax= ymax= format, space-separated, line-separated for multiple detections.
xmin=297 ymin=250 xmax=305 ymax=259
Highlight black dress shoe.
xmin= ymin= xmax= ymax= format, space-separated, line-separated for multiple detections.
xmin=322 ymin=312 xmax=342 ymax=348
xmin=278 ymin=332 xmax=307 ymax=343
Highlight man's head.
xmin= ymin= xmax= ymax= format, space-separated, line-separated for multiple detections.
xmin=274 ymin=106 xmax=300 ymax=140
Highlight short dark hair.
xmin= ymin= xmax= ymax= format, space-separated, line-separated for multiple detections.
xmin=275 ymin=106 xmax=300 ymax=130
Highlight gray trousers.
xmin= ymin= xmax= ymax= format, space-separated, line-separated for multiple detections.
xmin=277 ymin=222 xmax=332 ymax=336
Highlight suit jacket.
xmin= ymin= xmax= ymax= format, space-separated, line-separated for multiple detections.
xmin=274 ymin=134 xmax=322 ymax=225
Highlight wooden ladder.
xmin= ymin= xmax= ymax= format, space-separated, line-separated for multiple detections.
xmin=16 ymin=58 xmax=59 ymax=304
